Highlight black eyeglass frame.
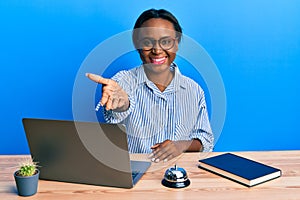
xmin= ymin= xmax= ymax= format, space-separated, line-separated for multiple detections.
xmin=137 ymin=36 xmax=178 ymax=51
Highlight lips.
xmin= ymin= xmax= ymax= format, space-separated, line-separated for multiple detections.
xmin=150 ymin=57 xmax=167 ymax=65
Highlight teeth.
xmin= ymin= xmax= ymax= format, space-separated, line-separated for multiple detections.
xmin=151 ymin=57 xmax=166 ymax=64
xmin=153 ymin=57 xmax=165 ymax=62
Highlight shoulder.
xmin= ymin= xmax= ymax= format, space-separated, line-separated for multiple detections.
xmin=177 ymin=72 xmax=204 ymax=95
xmin=173 ymin=63 xmax=204 ymax=94
xmin=178 ymin=74 xmax=207 ymax=107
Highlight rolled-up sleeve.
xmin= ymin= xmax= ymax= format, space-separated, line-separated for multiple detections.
xmin=104 ymin=94 xmax=135 ymax=124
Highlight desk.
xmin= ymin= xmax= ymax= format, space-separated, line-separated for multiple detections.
xmin=1 ymin=151 xmax=300 ymax=200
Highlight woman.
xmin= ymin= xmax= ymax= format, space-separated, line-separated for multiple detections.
xmin=86 ymin=9 xmax=213 ymax=162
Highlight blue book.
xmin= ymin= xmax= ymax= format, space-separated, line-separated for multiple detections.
xmin=198 ymin=153 xmax=281 ymax=187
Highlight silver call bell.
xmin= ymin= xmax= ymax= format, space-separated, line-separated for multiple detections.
xmin=162 ymin=164 xmax=190 ymax=188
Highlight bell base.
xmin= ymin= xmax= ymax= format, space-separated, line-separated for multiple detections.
xmin=161 ymin=179 xmax=190 ymax=188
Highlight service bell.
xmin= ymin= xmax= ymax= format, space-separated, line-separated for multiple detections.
xmin=162 ymin=164 xmax=190 ymax=188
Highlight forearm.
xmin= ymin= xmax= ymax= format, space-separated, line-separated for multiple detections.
xmin=174 ymin=139 xmax=203 ymax=153
xmin=180 ymin=139 xmax=203 ymax=152
xmin=185 ymin=139 xmax=203 ymax=152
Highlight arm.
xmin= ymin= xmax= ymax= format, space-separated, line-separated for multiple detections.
xmin=150 ymin=88 xmax=213 ymax=162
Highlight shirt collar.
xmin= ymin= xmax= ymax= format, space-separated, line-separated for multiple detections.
xmin=136 ymin=63 xmax=187 ymax=92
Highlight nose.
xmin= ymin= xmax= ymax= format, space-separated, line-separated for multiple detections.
xmin=151 ymin=41 xmax=163 ymax=54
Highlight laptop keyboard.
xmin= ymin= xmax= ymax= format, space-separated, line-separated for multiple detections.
xmin=131 ymin=171 xmax=140 ymax=179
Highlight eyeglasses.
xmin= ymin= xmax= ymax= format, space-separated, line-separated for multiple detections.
xmin=138 ymin=37 xmax=177 ymax=51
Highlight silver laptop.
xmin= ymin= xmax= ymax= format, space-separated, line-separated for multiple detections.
xmin=22 ymin=118 xmax=151 ymax=188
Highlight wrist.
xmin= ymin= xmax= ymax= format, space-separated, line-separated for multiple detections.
xmin=180 ymin=139 xmax=203 ymax=152
xmin=174 ymin=140 xmax=192 ymax=153
xmin=112 ymin=95 xmax=130 ymax=112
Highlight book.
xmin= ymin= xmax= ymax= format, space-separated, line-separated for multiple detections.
xmin=198 ymin=153 xmax=281 ymax=187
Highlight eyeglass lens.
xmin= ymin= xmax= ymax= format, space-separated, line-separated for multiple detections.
xmin=139 ymin=37 xmax=175 ymax=50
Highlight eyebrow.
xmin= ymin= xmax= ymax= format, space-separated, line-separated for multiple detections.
xmin=140 ymin=36 xmax=174 ymax=40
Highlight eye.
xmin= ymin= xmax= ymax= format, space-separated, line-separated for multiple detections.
xmin=160 ymin=38 xmax=173 ymax=47
xmin=141 ymin=39 xmax=152 ymax=47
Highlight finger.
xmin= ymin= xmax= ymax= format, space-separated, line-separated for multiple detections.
xmin=100 ymin=92 xmax=110 ymax=107
xmin=105 ymin=97 xmax=114 ymax=110
xmin=153 ymin=147 xmax=172 ymax=163
xmin=155 ymin=141 xmax=181 ymax=162
xmin=152 ymin=143 xmax=173 ymax=162
xmin=117 ymin=98 xmax=126 ymax=109
xmin=151 ymin=143 xmax=160 ymax=149
xmin=102 ymin=84 xmax=118 ymax=92
xmin=163 ymin=154 xmax=174 ymax=163
xmin=110 ymin=97 xmax=120 ymax=110
xmin=150 ymin=140 xmax=170 ymax=161
xmin=154 ymin=140 xmax=171 ymax=150
xmin=86 ymin=73 xmax=110 ymax=85
xmin=149 ymin=144 xmax=160 ymax=160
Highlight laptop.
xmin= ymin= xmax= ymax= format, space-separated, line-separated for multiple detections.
xmin=22 ymin=118 xmax=151 ymax=188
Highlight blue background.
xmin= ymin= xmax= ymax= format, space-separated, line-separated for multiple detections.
xmin=0 ymin=0 xmax=299 ymax=154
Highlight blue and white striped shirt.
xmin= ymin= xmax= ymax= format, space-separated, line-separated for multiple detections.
xmin=104 ymin=63 xmax=214 ymax=153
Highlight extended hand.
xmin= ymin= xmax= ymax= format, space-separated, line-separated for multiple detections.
xmin=86 ymin=73 xmax=129 ymax=111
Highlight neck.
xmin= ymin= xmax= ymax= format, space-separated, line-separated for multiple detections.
xmin=144 ymin=67 xmax=174 ymax=92
xmin=155 ymin=83 xmax=168 ymax=92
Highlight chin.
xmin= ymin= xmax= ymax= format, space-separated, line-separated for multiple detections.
xmin=144 ymin=63 xmax=171 ymax=74
xmin=144 ymin=62 xmax=169 ymax=67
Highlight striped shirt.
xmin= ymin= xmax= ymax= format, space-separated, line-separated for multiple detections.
xmin=104 ymin=63 xmax=214 ymax=153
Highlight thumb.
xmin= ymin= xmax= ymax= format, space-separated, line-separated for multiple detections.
xmin=151 ymin=143 xmax=161 ymax=149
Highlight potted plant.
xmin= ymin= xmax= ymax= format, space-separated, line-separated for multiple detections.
xmin=14 ymin=158 xmax=39 ymax=196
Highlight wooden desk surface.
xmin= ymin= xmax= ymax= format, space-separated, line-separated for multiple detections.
xmin=1 ymin=151 xmax=300 ymax=200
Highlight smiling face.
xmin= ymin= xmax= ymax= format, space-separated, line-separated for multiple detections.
xmin=136 ymin=18 xmax=178 ymax=75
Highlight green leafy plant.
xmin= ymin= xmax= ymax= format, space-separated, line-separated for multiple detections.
xmin=17 ymin=159 xmax=38 ymax=177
